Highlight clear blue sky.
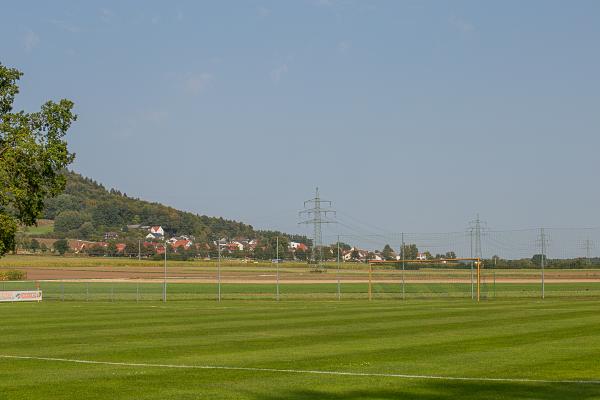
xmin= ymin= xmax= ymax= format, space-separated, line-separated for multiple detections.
xmin=2 ymin=1 xmax=600 ymax=242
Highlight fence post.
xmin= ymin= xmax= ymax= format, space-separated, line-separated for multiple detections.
xmin=401 ymin=235 xmax=405 ymax=300
xmin=276 ymin=236 xmax=280 ymax=301
xmin=470 ymin=263 xmax=474 ymax=300
xmin=368 ymin=262 xmax=372 ymax=301
xmin=337 ymin=237 xmax=341 ymax=301
xmin=540 ymin=227 xmax=546 ymax=300
xmin=493 ymin=257 xmax=497 ymax=299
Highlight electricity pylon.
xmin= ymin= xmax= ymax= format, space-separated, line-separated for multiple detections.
xmin=299 ymin=187 xmax=336 ymax=270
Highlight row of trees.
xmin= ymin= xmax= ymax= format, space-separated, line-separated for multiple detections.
xmin=15 ymin=236 xmax=600 ymax=269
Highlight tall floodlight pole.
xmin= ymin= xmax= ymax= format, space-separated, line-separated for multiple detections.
xmin=276 ymin=236 xmax=280 ymax=301
xmin=217 ymin=240 xmax=222 ymax=302
xmin=163 ymin=241 xmax=167 ymax=302
xmin=299 ymin=188 xmax=336 ymax=271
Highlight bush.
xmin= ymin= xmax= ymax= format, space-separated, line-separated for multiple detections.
xmin=0 ymin=270 xmax=27 ymax=281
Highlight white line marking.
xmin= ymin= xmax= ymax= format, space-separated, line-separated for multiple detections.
xmin=1 ymin=355 xmax=598 ymax=385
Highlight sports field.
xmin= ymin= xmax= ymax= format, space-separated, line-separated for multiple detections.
xmin=1 ymin=299 xmax=599 ymax=399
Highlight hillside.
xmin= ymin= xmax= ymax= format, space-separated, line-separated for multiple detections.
xmin=35 ymin=171 xmax=306 ymax=244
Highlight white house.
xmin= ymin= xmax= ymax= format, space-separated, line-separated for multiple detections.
xmin=343 ymin=247 xmax=369 ymax=261
xmin=146 ymin=226 xmax=165 ymax=240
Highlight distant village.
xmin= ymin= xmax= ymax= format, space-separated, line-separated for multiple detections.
xmin=21 ymin=225 xmax=434 ymax=262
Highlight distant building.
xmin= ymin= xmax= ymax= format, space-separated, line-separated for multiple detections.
xmin=146 ymin=226 xmax=165 ymax=240
xmin=172 ymin=239 xmax=193 ymax=251
xmin=104 ymin=232 xmax=119 ymax=240
xmin=289 ymin=242 xmax=309 ymax=252
xmin=227 ymin=241 xmax=244 ymax=251
xmin=343 ymin=247 xmax=368 ymax=261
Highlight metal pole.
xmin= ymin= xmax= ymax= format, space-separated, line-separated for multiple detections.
xmin=470 ymin=229 xmax=474 ymax=300
xmin=368 ymin=262 xmax=372 ymax=301
xmin=163 ymin=242 xmax=167 ymax=302
xmin=276 ymin=236 xmax=280 ymax=301
xmin=493 ymin=257 xmax=497 ymax=299
xmin=477 ymin=258 xmax=481 ymax=302
xmin=217 ymin=241 xmax=221 ymax=302
xmin=138 ymin=239 xmax=141 ymax=261
xmin=61 ymin=282 xmax=64 ymax=302
xmin=86 ymin=282 xmax=89 ymax=302
xmin=136 ymin=281 xmax=140 ymax=302
xmin=337 ymin=236 xmax=341 ymax=300
xmin=541 ymin=227 xmax=545 ymax=299
xmin=401 ymin=233 xmax=405 ymax=300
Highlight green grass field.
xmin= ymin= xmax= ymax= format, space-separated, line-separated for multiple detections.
xmin=1 ymin=298 xmax=599 ymax=399
xmin=18 ymin=220 xmax=54 ymax=236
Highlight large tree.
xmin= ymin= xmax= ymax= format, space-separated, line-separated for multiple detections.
xmin=382 ymin=244 xmax=396 ymax=261
xmin=0 ymin=63 xmax=76 ymax=256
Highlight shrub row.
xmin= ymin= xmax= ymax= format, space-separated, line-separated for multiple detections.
xmin=0 ymin=270 xmax=27 ymax=281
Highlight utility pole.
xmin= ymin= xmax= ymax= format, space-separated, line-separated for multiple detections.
xmin=299 ymin=188 xmax=336 ymax=271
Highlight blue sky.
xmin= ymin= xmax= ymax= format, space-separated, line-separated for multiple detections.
xmin=2 ymin=0 xmax=600 ymax=243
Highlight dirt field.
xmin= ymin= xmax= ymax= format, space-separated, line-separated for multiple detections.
xmin=4 ymin=265 xmax=600 ymax=284
xmin=3 ymin=255 xmax=600 ymax=283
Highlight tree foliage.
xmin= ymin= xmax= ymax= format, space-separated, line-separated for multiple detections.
xmin=0 ymin=63 xmax=76 ymax=256
xmin=42 ymin=171 xmax=309 ymax=246
xmin=382 ymin=244 xmax=395 ymax=260
xmin=53 ymin=238 xmax=69 ymax=255
xmin=400 ymin=243 xmax=419 ymax=260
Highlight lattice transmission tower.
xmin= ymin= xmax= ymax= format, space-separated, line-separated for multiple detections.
xmin=468 ymin=214 xmax=486 ymax=259
xmin=582 ymin=238 xmax=594 ymax=265
xmin=299 ymin=187 xmax=336 ymax=270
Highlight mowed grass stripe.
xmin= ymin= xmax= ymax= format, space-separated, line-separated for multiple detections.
xmin=6 ymin=302 xmax=597 ymax=353
xmin=3 ymin=301 xmax=599 ymax=376
xmin=2 ymin=299 xmax=600 ymax=399
xmin=3 ymin=354 xmax=600 ymax=385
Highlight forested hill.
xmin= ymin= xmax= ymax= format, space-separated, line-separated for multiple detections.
xmin=41 ymin=171 xmax=305 ymax=243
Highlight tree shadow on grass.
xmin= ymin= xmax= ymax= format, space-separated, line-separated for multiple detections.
xmin=248 ymin=380 xmax=600 ymax=400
